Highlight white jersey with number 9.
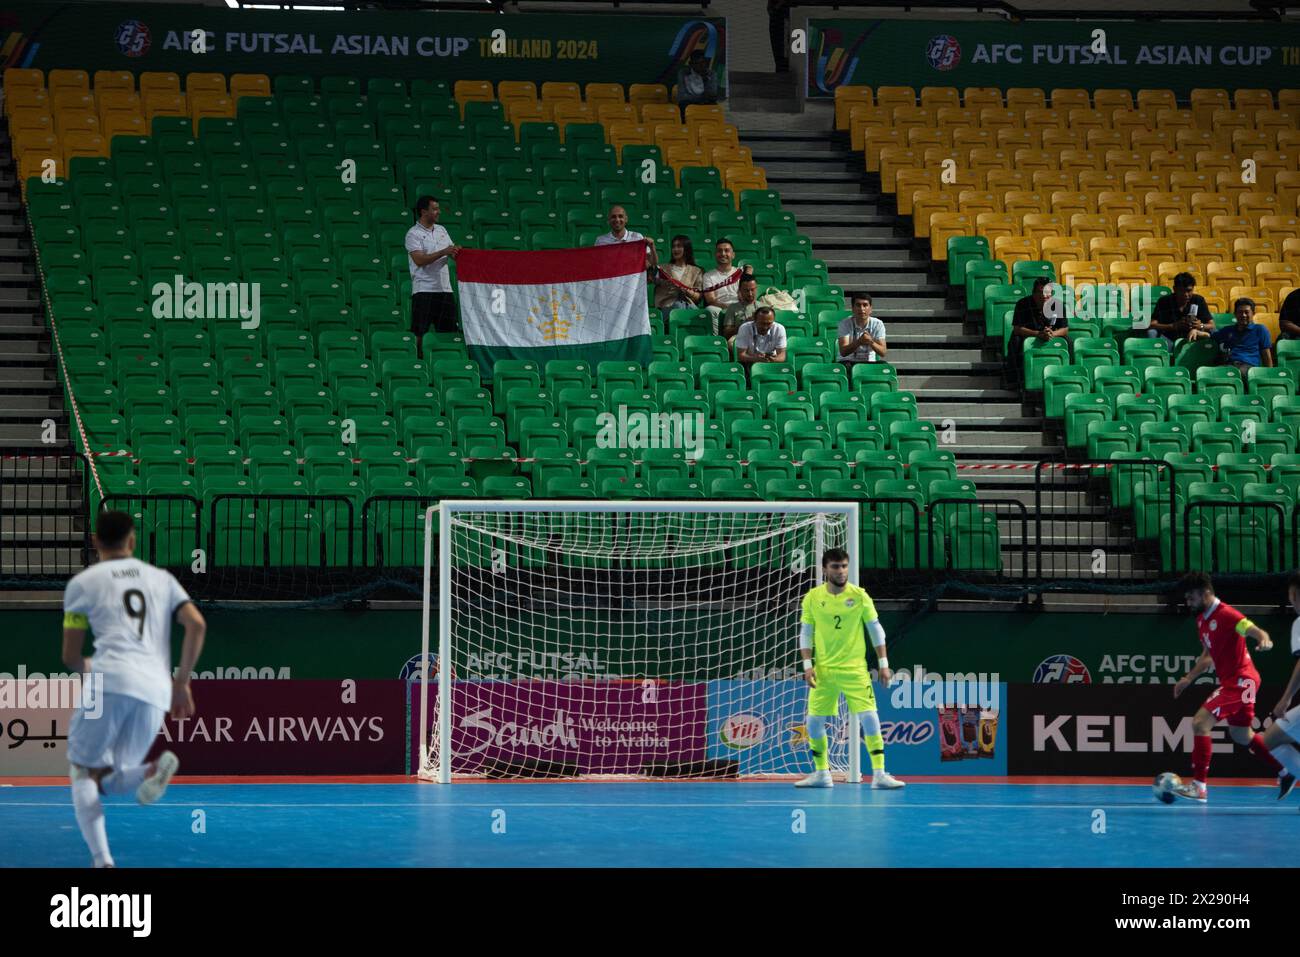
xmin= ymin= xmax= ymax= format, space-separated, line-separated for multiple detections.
xmin=62 ymin=557 xmax=191 ymax=712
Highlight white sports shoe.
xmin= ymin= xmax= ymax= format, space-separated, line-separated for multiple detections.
xmin=795 ymin=769 xmax=834 ymax=788
xmin=1172 ymin=780 xmax=1207 ymax=803
xmin=136 ymin=751 xmax=179 ymax=805
xmin=872 ymin=770 xmax=906 ymax=789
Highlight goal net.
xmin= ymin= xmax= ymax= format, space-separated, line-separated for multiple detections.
xmin=416 ymin=500 xmax=862 ymax=782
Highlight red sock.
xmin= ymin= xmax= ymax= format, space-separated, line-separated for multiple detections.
xmin=1249 ymin=734 xmax=1285 ymax=774
xmin=1192 ymin=734 xmax=1213 ymax=784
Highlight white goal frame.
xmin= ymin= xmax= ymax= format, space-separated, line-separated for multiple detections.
xmin=419 ymin=500 xmax=862 ymax=784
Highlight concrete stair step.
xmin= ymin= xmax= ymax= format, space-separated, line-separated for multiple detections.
xmin=0 ymin=550 xmax=85 ymax=576
xmin=1 ymin=515 xmax=81 ymax=539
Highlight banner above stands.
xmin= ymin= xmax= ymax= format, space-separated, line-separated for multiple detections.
xmin=807 ymin=18 xmax=1300 ymax=99
xmin=1 ymin=1 xmax=725 ymax=86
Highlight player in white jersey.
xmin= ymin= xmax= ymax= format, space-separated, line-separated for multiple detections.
xmin=1257 ymin=571 xmax=1300 ymax=801
xmin=61 ymin=510 xmax=207 ymax=866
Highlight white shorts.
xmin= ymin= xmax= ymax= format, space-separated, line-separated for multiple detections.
xmin=67 ymin=692 xmax=165 ymax=770
xmin=1275 ymin=703 xmax=1300 ymax=746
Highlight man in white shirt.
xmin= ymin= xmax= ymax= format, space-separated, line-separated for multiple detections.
xmin=735 ymin=306 xmax=788 ymax=370
xmin=702 ymin=238 xmax=749 ymax=330
xmin=62 ymin=510 xmax=207 ymax=867
xmin=594 ymin=205 xmax=657 ymax=268
xmin=405 ymin=195 xmax=461 ymax=359
xmin=837 ymin=293 xmax=889 ymax=367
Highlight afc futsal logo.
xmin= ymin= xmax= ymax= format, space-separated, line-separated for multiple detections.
xmin=1033 ymin=654 xmax=1092 ymax=684
xmin=115 ymin=20 xmax=152 ymax=58
xmin=926 ymin=34 xmax=961 ymax=71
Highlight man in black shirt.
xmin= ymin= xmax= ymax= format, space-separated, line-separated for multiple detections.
xmin=1148 ymin=272 xmax=1211 ymax=349
xmin=1008 ymin=277 xmax=1068 ymax=384
xmin=1278 ymin=287 xmax=1300 ymax=342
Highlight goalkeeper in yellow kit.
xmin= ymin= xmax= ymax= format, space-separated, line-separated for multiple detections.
xmin=795 ymin=547 xmax=905 ymax=789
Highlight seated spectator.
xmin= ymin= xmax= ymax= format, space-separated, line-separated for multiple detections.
xmin=652 ymin=234 xmax=703 ymax=321
xmin=1187 ymin=297 xmax=1273 ymax=378
xmin=1277 ymin=286 xmax=1300 ymax=343
xmin=721 ymin=274 xmax=758 ymax=342
xmin=735 ymin=306 xmax=787 ymax=370
xmin=702 ymin=238 xmax=749 ymax=330
xmin=595 ymin=205 xmax=657 ymax=267
xmin=1147 ymin=271 xmax=1210 ymax=347
xmin=1008 ymin=277 xmax=1068 ymax=382
xmin=837 ymin=293 xmax=888 ymax=367
xmin=676 ymin=51 xmax=719 ymax=117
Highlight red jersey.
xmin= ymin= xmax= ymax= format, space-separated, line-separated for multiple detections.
xmin=1196 ymin=598 xmax=1260 ymax=686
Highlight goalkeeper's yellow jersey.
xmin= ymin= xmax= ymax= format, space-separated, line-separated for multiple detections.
xmin=800 ymin=582 xmax=878 ymax=671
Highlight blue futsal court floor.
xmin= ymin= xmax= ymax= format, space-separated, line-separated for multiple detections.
xmin=2 ymin=780 xmax=1298 ymax=867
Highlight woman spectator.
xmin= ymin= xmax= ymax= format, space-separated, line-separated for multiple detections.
xmin=653 ymin=234 xmax=704 ymax=322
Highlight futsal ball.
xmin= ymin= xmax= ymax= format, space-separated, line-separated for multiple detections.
xmin=1153 ymin=772 xmax=1181 ymax=804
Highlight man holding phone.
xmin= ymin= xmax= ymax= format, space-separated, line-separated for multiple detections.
xmin=735 ymin=306 xmax=787 ymax=371
xmin=1148 ymin=272 xmax=1211 ymax=349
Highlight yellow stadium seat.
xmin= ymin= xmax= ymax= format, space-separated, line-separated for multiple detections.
xmin=1138 ymin=89 xmax=1177 ymax=111
xmin=1158 ymin=262 xmax=1201 ymax=286
xmin=907 ymin=128 xmax=947 ymax=149
xmin=684 ymin=104 xmax=725 ymax=126
xmin=1195 ymin=150 xmax=1236 ymax=175
xmin=1211 ymin=108 xmax=1252 ymax=136
xmin=598 ymin=102 xmax=637 ymax=126
xmin=1070 ymin=214 xmax=1112 ymax=246
xmin=724 ymin=168 xmax=767 ymax=199
xmin=1067 ymin=108 xmax=1107 ymax=133
xmin=850 ymin=107 xmax=890 ymax=154
xmin=6 ymin=88 xmax=49 ymax=117
xmin=711 ymin=146 xmax=753 ymax=169
xmin=978 ymin=108 xmax=1018 ymax=130
xmin=993 ymin=235 xmax=1040 ymax=267
xmin=1252 ymin=151 xmax=1295 ymax=188
xmin=1117 ymin=215 xmax=1162 ymax=241
xmin=1274 ymin=131 xmax=1300 ymax=154
xmin=1012 ymin=149 xmax=1055 ymax=176
xmin=1232 ymin=130 xmax=1271 ymax=155
xmin=585 ymin=83 xmax=626 ymax=108
xmin=1165 ymin=215 xmax=1211 ymax=244
xmin=1190 ymin=88 xmax=1230 ymax=127
xmin=976 ymin=213 xmax=1021 ymax=243
xmin=929 ymin=212 xmax=974 ymax=261
xmin=1178 ymin=129 xmax=1222 ymax=152
xmin=1005 ymin=88 xmax=1045 ymax=111
xmin=93 ymin=71 xmax=134 ymax=93
xmin=506 ymin=100 xmax=546 ymax=128
xmin=695 ymin=120 xmax=740 ymax=149
xmin=1024 ymin=107 xmax=1066 ymax=131
xmin=606 ymin=123 xmax=649 ymax=161
xmin=140 ymin=72 xmax=181 ymax=97
xmin=1112 ymin=109 xmax=1154 ymax=139
xmin=1235 ymin=238 xmax=1283 ymax=268
xmin=834 ymin=86 xmax=873 ymax=130
xmin=497 ymin=80 xmax=537 ymax=102
xmin=454 ymin=79 xmax=493 ymax=105
xmin=186 ymin=73 xmax=226 ymax=96
xmin=9 ymin=109 xmax=53 ymax=139
xmin=54 ymin=110 xmax=98 ymax=138
xmin=1198 ymin=286 xmax=1229 ymax=312
xmin=1235 ymin=89 xmax=1274 ymax=112
xmin=912 ymin=191 xmax=957 ymax=237
xmin=1033 ymin=171 xmax=1076 ymax=193
xmin=1240 ymin=192 xmax=1282 ymax=219
xmin=1256 ymin=261 xmax=1299 ymax=286
xmin=967 ymin=148 xmax=1010 ymax=173
xmin=1078 ymin=170 xmax=1123 ymax=193
xmin=190 ymin=92 xmax=234 ymax=129
xmin=1139 ymin=237 xmax=1182 ymax=264
xmin=98 ymin=90 xmax=141 ymax=118
xmin=230 ymin=74 xmax=271 ymax=100
xmin=959 ymin=190 xmax=1001 ymax=215
xmin=1002 ymin=189 xmax=1046 ymax=215
xmin=1111 ymin=262 xmax=1155 ymax=284
xmin=143 ymin=92 xmax=186 ymax=124
xmin=1126 ymin=172 xmax=1167 ymax=193
xmin=1099 ymin=191 xmax=1143 ymax=219
xmin=1256 ymin=110 xmax=1296 ymax=141
xmin=1041 ymin=237 xmax=1086 ymax=272
xmin=893 ymin=106 xmax=935 ymax=130
xmin=1089 ymin=237 xmax=1137 ymax=270
xmin=935 ymin=107 xmax=975 ymax=128
xmin=1279 ymin=91 xmax=1300 ymax=111
xmin=1151 ymin=150 xmax=1192 ymax=176
xmin=997 ymin=128 xmax=1038 ymax=151
xmin=1059 ymin=149 xmax=1101 ymax=175
xmin=1104 ymin=151 xmax=1147 ymax=177
xmin=878 ymin=147 xmax=918 ymax=189
xmin=1132 ymin=130 xmax=1176 ymax=153
xmin=4 ymin=68 xmax=44 ymax=91
xmin=1094 ymin=89 xmax=1134 ymax=111
xmin=554 ymin=103 xmax=596 ymax=129
xmin=52 ymin=90 xmax=94 ymax=114
xmin=1087 ymin=129 xmax=1126 ymax=152
xmin=655 ymin=125 xmax=694 ymax=153
xmin=1262 ymin=215 xmax=1300 ymax=241
xmin=1060 ymin=259 xmax=1106 ymax=287
xmin=640 ymin=103 xmax=679 ymax=127
xmin=1156 ymin=109 xmax=1196 ymax=135
xmin=863 ymin=129 xmax=905 ymax=170
xmin=1042 ymin=129 xmax=1086 ymax=152
xmin=628 ymin=84 xmax=669 ymax=108
xmin=48 ymin=69 xmax=89 ymax=94
xmin=13 ymin=129 xmax=58 ymax=163
xmin=952 ymin=129 xmax=994 ymax=151
xmin=875 ymin=86 xmax=916 ymax=109
xmin=1229 ymin=286 xmax=1275 ymax=312
xmin=1050 ymin=191 xmax=1094 ymax=216
xmin=1188 ymin=239 xmax=1234 ymax=271
xmin=1170 ymin=171 xmax=1215 ymax=195
xmin=963 ymin=88 xmax=1003 ymax=110
xmin=920 ymin=86 xmax=960 ymax=109
xmin=1255 ymin=311 xmax=1281 ymax=340
xmin=62 ymin=131 xmax=107 ymax=162
xmin=18 ymin=151 xmax=60 ymax=186
xmin=894 ymin=170 xmax=939 ymax=215
xmin=1051 ymin=88 xmax=1091 ymax=110
xmin=1209 ymin=262 xmax=1253 ymax=288
xmin=1212 ymin=215 xmax=1255 ymax=242
xmin=540 ymin=82 xmax=581 ymax=103
xmin=1191 ymin=192 xmax=1235 ymax=218
xmin=103 ymin=114 xmax=146 ymax=140
xmin=1022 ymin=213 xmax=1067 ymax=240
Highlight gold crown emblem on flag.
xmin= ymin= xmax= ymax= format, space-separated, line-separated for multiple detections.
xmin=528 ymin=288 xmax=584 ymax=342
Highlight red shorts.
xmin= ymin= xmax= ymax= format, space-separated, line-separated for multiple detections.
xmin=1203 ymin=674 xmax=1260 ymax=727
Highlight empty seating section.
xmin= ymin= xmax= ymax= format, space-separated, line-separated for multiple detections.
xmin=13 ymin=69 xmax=997 ymax=571
xmin=836 ymin=82 xmax=1300 ymax=574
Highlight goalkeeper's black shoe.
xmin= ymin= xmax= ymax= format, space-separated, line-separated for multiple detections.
xmin=1279 ymin=773 xmax=1296 ymax=801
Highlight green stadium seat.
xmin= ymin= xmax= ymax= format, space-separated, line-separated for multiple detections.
xmin=1086 ymin=420 xmax=1137 ymax=459
xmin=1064 ymin=393 xmax=1114 ymax=449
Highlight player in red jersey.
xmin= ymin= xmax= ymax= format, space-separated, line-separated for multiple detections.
xmin=1171 ymin=572 xmax=1289 ymax=802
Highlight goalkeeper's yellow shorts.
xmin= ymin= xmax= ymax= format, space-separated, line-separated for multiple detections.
xmin=808 ymin=666 xmax=876 ymax=716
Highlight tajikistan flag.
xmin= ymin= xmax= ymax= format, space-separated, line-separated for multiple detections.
xmin=456 ymin=243 xmax=653 ymax=382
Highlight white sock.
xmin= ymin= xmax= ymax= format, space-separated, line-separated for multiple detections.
xmin=71 ymin=776 xmax=113 ymax=868
xmin=1271 ymin=742 xmax=1300 ymax=778
xmin=101 ymin=764 xmax=150 ymax=795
